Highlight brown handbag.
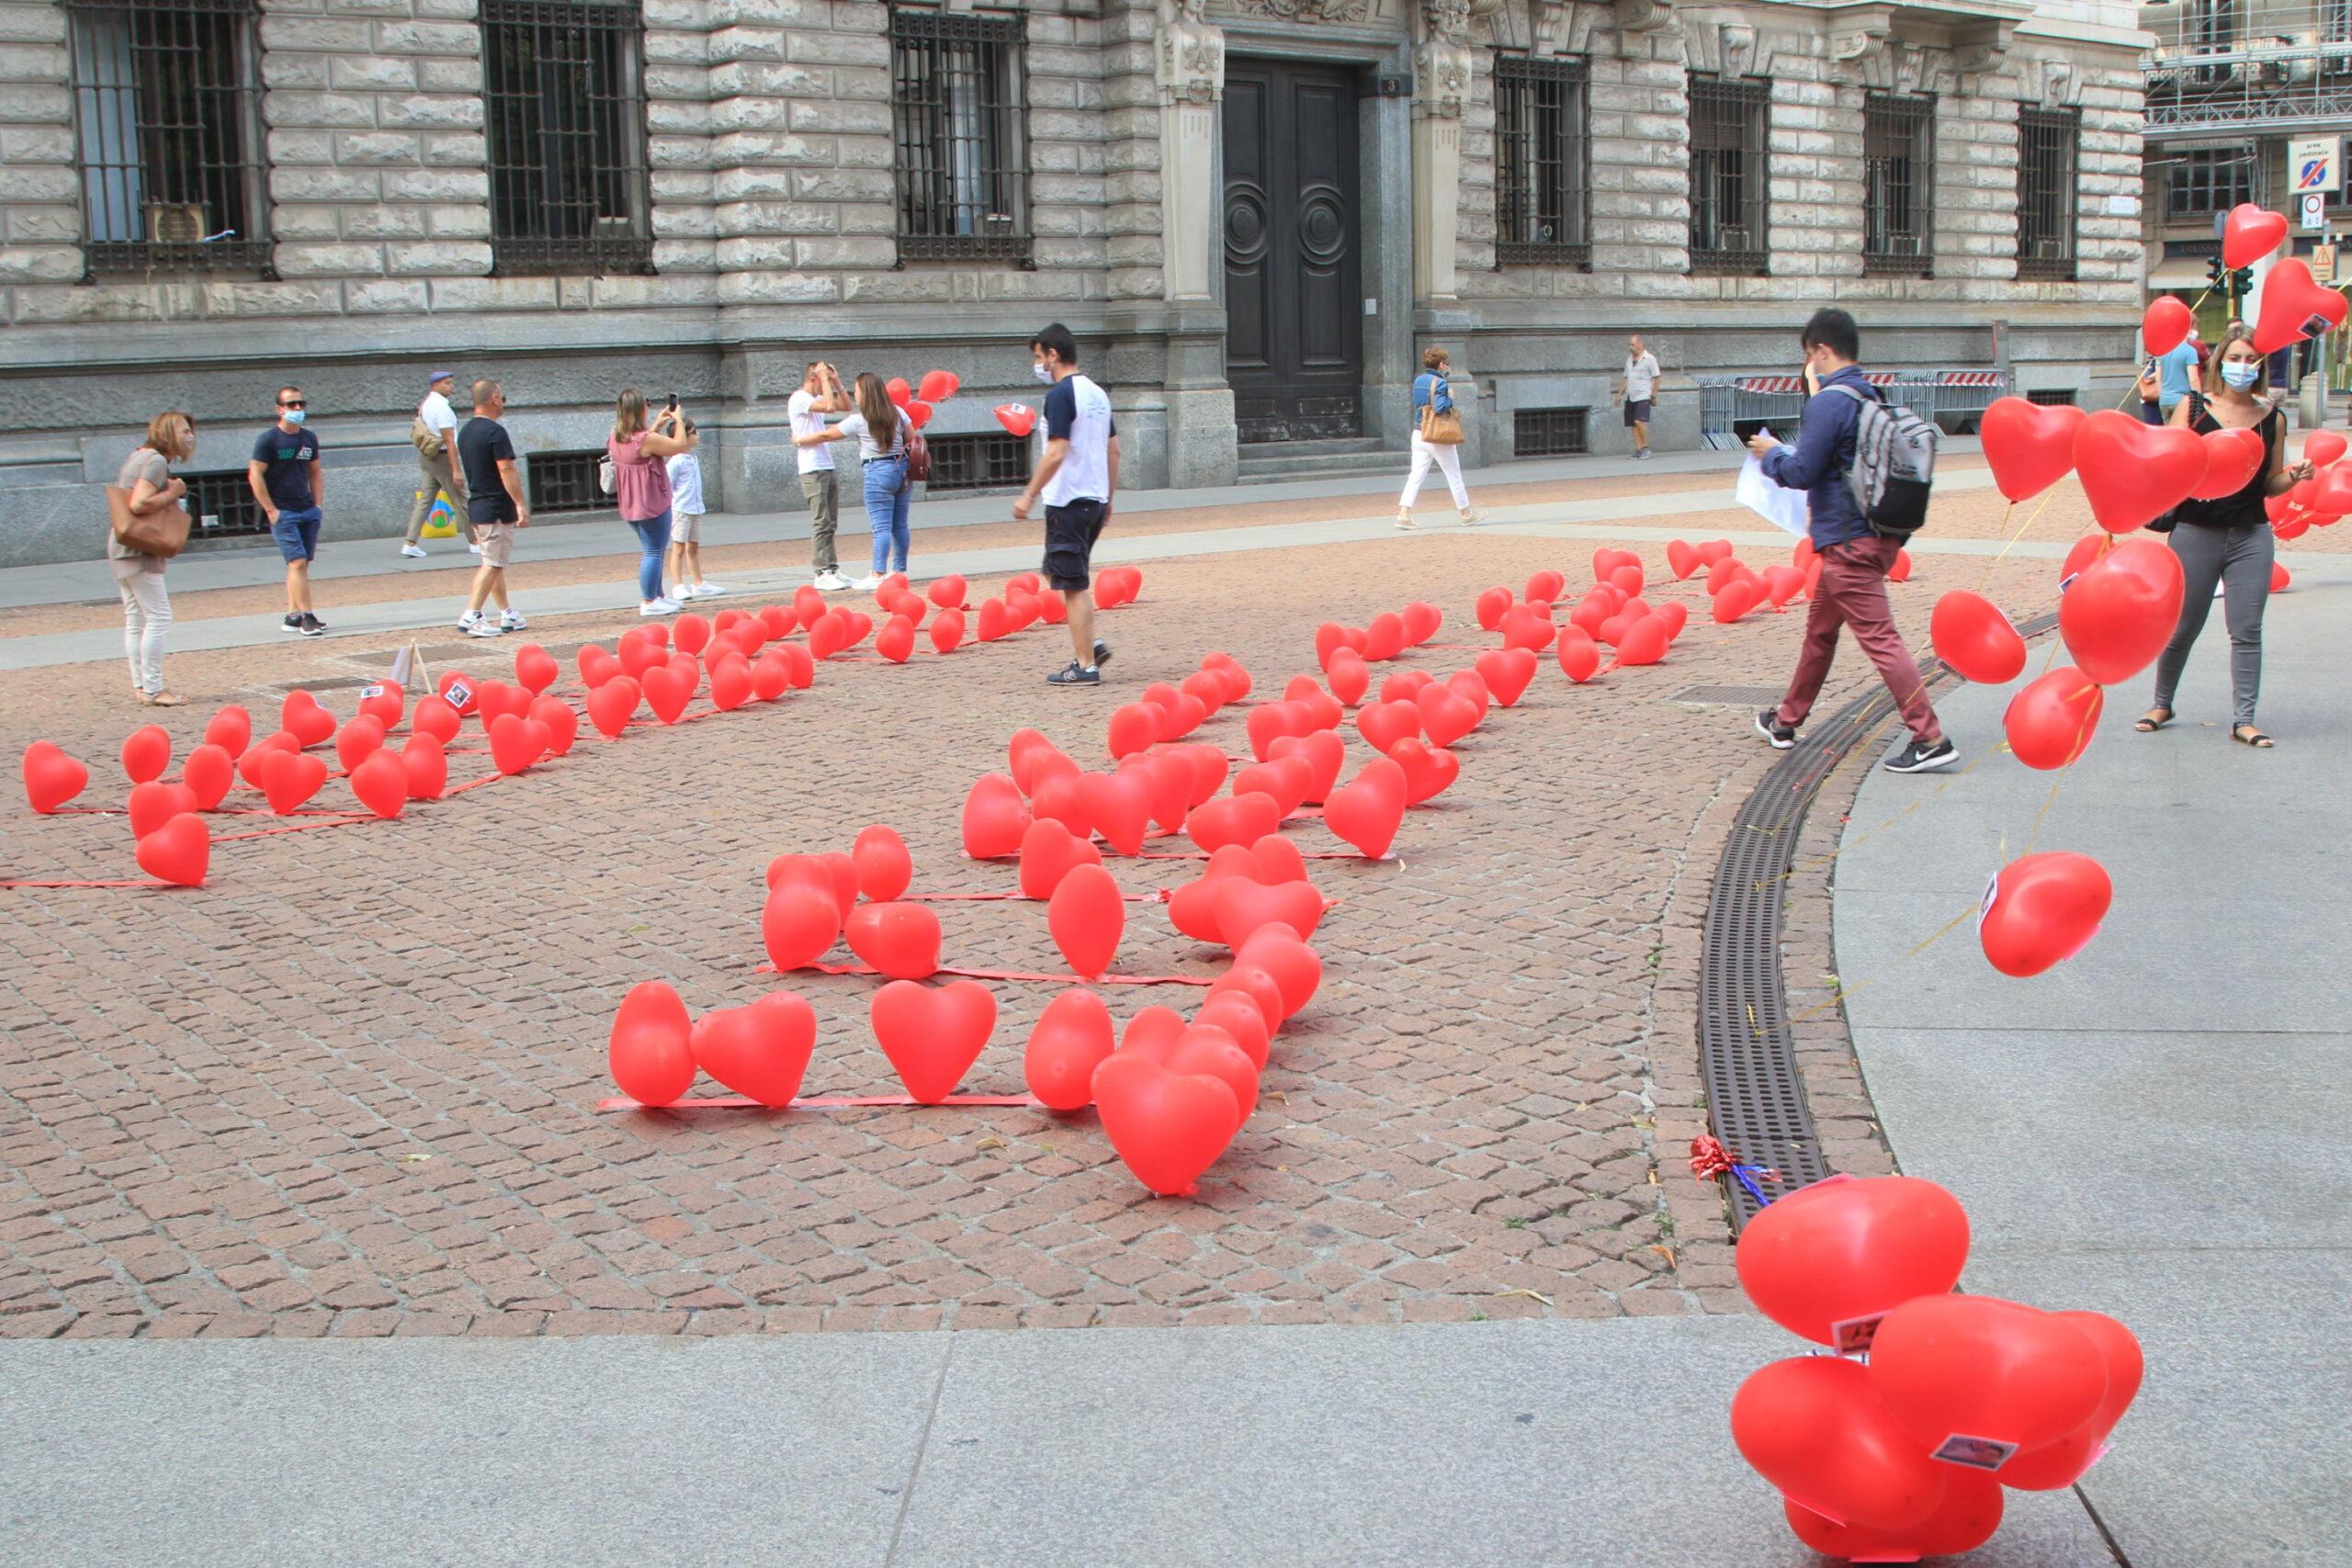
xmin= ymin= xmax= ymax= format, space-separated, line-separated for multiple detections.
xmin=1419 ymin=399 xmax=1464 ymax=446
xmin=107 ymin=484 xmax=191 ymax=560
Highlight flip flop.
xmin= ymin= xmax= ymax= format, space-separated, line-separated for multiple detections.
xmin=2133 ymin=707 xmax=2173 ymax=732
xmin=2232 ymin=724 xmax=2274 ymax=749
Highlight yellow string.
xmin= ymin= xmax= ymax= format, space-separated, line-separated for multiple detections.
xmin=1788 ymin=902 xmax=1980 ymax=1021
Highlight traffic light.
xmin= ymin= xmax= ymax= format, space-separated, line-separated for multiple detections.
xmin=2209 ymin=255 xmax=2230 ymax=288
xmin=2233 ymin=266 xmax=2254 ymax=295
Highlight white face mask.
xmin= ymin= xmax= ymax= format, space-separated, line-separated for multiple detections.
xmin=2221 ymin=361 xmax=2261 ymax=390
xmin=1033 ymin=362 xmax=1055 ymax=385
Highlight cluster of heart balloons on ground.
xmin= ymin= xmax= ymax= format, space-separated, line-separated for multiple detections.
xmin=1730 ymin=1173 xmax=2143 ymax=1559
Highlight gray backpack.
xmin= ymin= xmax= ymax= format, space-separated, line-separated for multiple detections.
xmin=1824 ymin=382 xmax=1937 ymax=537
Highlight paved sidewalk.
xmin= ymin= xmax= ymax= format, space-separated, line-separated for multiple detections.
xmin=1838 ymin=554 xmax=2352 ymax=1568
xmin=0 ymin=1320 xmax=2118 ymax=1568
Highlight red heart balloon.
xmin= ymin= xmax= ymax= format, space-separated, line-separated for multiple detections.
xmin=2254 ymin=256 xmax=2348 ymax=353
xmin=1164 ymin=846 xmax=1258 ymax=943
xmin=1555 ymin=630 xmax=1600 ymax=684
xmin=1242 ymin=701 xmax=1305 ymax=763
xmin=133 ymin=811 xmax=209 ymax=886
xmin=672 ymin=614 xmax=710 ymax=657
xmin=2003 ymin=666 xmax=2104 ymax=771
xmin=1472 ymin=648 xmax=1537 ymax=707
xmin=1362 ymin=612 xmax=1407 ymax=662
xmin=1193 ymin=994 xmax=1272 ymax=1070
xmin=1400 ymin=601 xmax=1442 ymax=644
xmin=1029 ymin=773 xmax=1084 ymax=836
xmin=1281 ymin=676 xmax=1343 ymax=734
xmin=513 ymin=642 xmax=560 ymax=694
xmin=1204 ymin=964 xmax=1284 ymax=1037
xmin=2190 ymin=425 xmax=2266 ymax=501
xmin=346 ymin=750 xmax=408 ymax=819
xmin=1155 ymin=1025 xmax=1258 ymax=1129
xmin=120 ymin=724 xmax=172 ymax=784
xmin=127 ymin=780 xmax=198 ymax=840
xmin=1979 ymin=850 xmax=2111 ymax=977
xmin=1210 ymin=877 xmax=1324 ymax=950
xmin=927 ymin=573 xmax=967 ymax=610
xmin=22 ymin=742 xmax=89 ymax=814
xmin=708 ymin=656 xmax=754 ymax=710
xmin=357 ymin=684 xmax=402 ymax=730
xmin=585 ymin=677 xmax=640 ymax=739
xmin=640 ymin=665 xmax=692 ymax=725
xmin=1024 ymin=987 xmax=1114 ymax=1111
xmin=1233 ymin=756 xmax=1313 ymax=820
xmin=1324 ymin=648 xmax=1370 ymax=706
xmin=872 ymin=614 xmax=913 ymax=665
xmin=1500 ymin=605 xmax=1556 ymax=653
xmin=749 ymin=650 xmax=792 ymax=702
xmin=1665 ymin=540 xmax=1700 ymax=581
xmin=1385 ymin=738 xmax=1459 ymax=806
xmin=1018 ymin=818 xmax=1102 ymax=900
xmin=489 ymin=713 xmax=542 ymax=775
xmin=1179 ymin=743 xmax=1229 ymax=806
xmin=2141 ymin=294 xmax=2193 ymax=356
xmin=1047 ymin=863 xmax=1125 ymax=978
xmin=202 ymin=705 xmax=252 ymax=757
xmin=608 ymin=980 xmax=695 ymax=1107
xmin=1090 ymin=1051 xmax=1239 ymax=1196
xmin=1995 ymin=1310 xmax=2143 ymax=1490
xmin=1611 ymin=616 xmax=1669 ymax=669
xmin=690 ymin=993 xmax=817 ymax=1108
xmin=1232 ymin=923 xmax=1320 ymax=1021
xmin=2073 ymin=409 xmax=2209 ymax=535
xmin=179 ymin=743 xmax=233 ymax=811
xmin=1354 ymin=699 xmax=1422 ymax=753
xmin=960 ymin=774 xmax=1032 ymax=860
xmin=1265 ymin=729 xmax=1344 ymax=805
xmin=237 ymin=732 xmax=296 ymax=790
xmin=1413 ymin=686 xmax=1482 ymax=749
xmin=401 ymin=736 xmax=447 ymax=801
xmin=1735 ymin=1174 xmax=1969 ymax=1348
xmin=851 ymin=824 xmax=912 ymax=902
xmin=1076 ymin=770 xmax=1152 ymax=856
xmin=1323 ymin=757 xmax=1407 ymax=859
xmin=1978 ymin=396 xmax=2087 ymax=503
xmin=1731 ymin=1357 xmax=1951 ymax=1533
xmin=2222 ymin=200 xmax=2287 ymax=267
xmin=1474 ymin=586 xmax=1513 ymax=631
xmin=762 ymin=881 xmax=842 ymax=970
xmin=529 ymin=696 xmax=579 ymax=757
xmin=1783 ymin=1473 xmax=2004 ymax=1560
xmin=1185 ymin=792 xmax=1283 ymax=854
xmin=410 ymin=695 xmax=461 ymax=745
xmin=334 ymin=715 xmax=386 ymax=774
xmin=843 ymin=900 xmax=941 ymax=980
xmin=871 ymin=977 xmax=997 ymax=1102
xmin=1870 ymin=1293 xmax=2109 ymax=1458
xmin=1929 ymin=590 xmax=2027 ymax=685
xmin=578 ymin=644 xmax=621 ymax=688
xmin=261 ymin=750 xmax=327 ymax=815
xmin=1118 ymin=750 xmax=1192 ymax=835
xmin=1712 ymin=579 xmax=1762 ymax=624
xmin=281 ymin=691 xmax=335 ymax=749
xmin=2306 ymin=429 xmax=2347 ymax=467
xmin=2060 ymin=536 xmax=2183 ymax=684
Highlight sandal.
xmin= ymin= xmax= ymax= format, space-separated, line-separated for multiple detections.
xmin=148 ymin=691 xmax=186 ymax=707
xmin=2133 ymin=707 xmax=2173 ymax=732
xmin=2232 ymin=724 xmax=2274 ymax=749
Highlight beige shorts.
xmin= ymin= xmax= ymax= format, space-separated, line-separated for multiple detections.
xmin=475 ymin=522 xmax=514 ymax=568
xmin=670 ymin=511 xmax=703 ymax=544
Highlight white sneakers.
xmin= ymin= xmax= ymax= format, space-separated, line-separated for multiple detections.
xmin=689 ymin=581 xmax=725 ymax=598
xmin=501 ymin=610 xmax=527 ymax=631
xmin=400 ymin=543 xmax=427 ymax=558
xmin=1396 ymin=510 xmax=1416 ymax=531
xmin=458 ymin=609 xmax=508 ymax=637
xmin=850 ymin=573 xmax=883 ymax=591
xmin=639 ymin=598 xmax=682 ymax=616
xmin=814 ymin=571 xmax=852 ymax=592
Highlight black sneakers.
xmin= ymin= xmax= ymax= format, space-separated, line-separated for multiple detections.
xmin=280 ymin=614 xmax=302 ymax=635
xmin=1047 ymin=661 xmax=1100 ymax=685
xmin=1884 ymin=738 xmax=1958 ymax=773
xmin=1092 ymin=640 xmax=1112 ymax=667
xmin=302 ymin=612 xmax=327 ymax=635
xmin=1753 ymin=708 xmax=1797 ymax=750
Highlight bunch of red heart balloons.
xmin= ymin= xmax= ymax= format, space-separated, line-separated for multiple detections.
xmin=881 ymin=367 xmax=962 ymax=436
xmin=1730 ymin=1173 xmax=2143 ymax=1559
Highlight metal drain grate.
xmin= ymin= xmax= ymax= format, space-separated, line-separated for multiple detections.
xmin=1696 ymin=614 xmax=2056 ymax=1228
xmin=1671 ymin=684 xmax=1786 ymax=707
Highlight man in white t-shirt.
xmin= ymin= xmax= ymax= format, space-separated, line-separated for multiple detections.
xmin=1617 ymin=335 xmax=1662 ymax=460
xmin=788 ymin=360 xmax=853 ymax=589
xmin=401 ymin=369 xmax=468 ymax=557
xmin=1012 ymin=322 xmax=1119 ymax=686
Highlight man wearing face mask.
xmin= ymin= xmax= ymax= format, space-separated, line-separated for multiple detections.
xmin=249 ymin=385 xmax=327 ymax=637
xmin=1744 ymin=309 xmax=1954 ymax=773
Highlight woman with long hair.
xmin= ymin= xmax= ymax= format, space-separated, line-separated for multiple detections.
xmin=2138 ymin=325 xmax=2312 ymax=747
xmin=607 ymin=388 xmax=697 ymax=616
xmin=113 ymin=411 xmax=196 ymax=705
xmin=795 ymin=373 xmax=910 ymax=591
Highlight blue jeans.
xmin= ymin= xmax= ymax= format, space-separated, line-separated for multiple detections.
xmin=862 ymin=457 xmax=910 ymax=574
xmin=627 ymin=510 xmax=671 ymax=602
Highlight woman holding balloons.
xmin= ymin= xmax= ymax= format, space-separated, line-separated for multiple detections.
xmin=2139 ymin=325 xmax=2311 ymax=748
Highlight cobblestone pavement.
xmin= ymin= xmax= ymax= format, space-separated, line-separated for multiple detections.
xmin=0 ymin=475 xmax=2152 ymax=1337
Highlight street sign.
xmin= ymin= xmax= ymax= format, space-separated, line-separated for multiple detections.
xmin=2315 ymin=244 xmax=2338 ymax=282
xmin=2291 ymin=136 xmax=2340 ymax=195
xmin=2303 ymin=192 xmax=2328 ymax=231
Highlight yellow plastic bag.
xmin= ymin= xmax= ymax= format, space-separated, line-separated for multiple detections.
xmin=420 ymin=489 xmax=459 ymax=539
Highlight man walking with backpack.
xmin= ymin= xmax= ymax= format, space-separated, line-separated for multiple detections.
xmin=1746 ymin=308 xmax=1955 ymax=773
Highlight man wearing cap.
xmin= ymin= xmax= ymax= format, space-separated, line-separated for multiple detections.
xmin=402 ymin=368 xmax=468 ymax=558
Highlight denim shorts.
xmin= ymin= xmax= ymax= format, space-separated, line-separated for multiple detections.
xmin=272 ymin=506 xmax=323 ymax=563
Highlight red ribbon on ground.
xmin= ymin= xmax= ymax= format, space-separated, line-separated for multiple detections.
xmin=760 ymin=962 xmax=1215 ymax=987
xmin=0 ymin=878 xmax=181 ymax=890
xmin=595 ymin=1091 xmax=1044 ymax=1112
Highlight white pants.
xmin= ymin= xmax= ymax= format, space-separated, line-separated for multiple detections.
xmin=1399 ymin=434 xmax=1469 ymax=510
xmin=116 ymin=566 xmax=170 ymax=694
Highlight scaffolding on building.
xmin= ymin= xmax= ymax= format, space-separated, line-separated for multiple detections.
xmin=2143 ymin=0 xmax=2352 ymax=135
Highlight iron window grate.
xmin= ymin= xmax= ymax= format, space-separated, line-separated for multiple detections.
xmin=526 ymin=450 xmax=609 ymax=514
xmin=64 ymin=0 xmax=272 ymax=277
xmin=2164 ymin=145 xmax=2257 ymax=220
xmin=1862 ymin=93 xmax=1933 ymax=277
xmin=1689 ymin=76 xmax=1770 ymax=276
xmin=890 ymin=8 xmax=1033 ymax=265
xmin=181 ymin=468 xmax=269 ymax=541
xmin=922 ymin=432 xmax=1033 ymax=493
xmin=2026 ymin=387 xmax=2078 ymax=406
xmin=1494 ymin=56 xmax=1591 ymax=269
xmin=2017 ymin=107 xmax=2080 ymax=282
xmin=481 ymin=0 xmax=654 ymax=276
xmin=1513 ymin=406 xmax=1589 ymax=457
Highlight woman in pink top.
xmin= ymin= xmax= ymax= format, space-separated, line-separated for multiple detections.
xmin=608 ymin=389 xmax=698 ymax=616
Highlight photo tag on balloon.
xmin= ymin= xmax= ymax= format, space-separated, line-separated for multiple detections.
xmin=2302 ymin=313 xmax=2332 ymax=338
xmin=359 ymin=683 xmax=385 ymax=700
xmin=1931 ymin=1434 xmax=2020 ymax=1472
xmin=1829 ymin=1311 xmax=1888 ymax=1356
xmin=1977 ymin=873 xmax=1999 ymax=932
xmin=447 ymin=679 xmax=474 ymax=709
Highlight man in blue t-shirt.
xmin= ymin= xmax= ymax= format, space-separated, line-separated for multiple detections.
xmin=247 ymin=386 xmax=327 ymax=637
xmin=1012 ymin=322 xmax=1121 ymax=686
xmin=2141 ymin=333 xmax=2203 ymax=424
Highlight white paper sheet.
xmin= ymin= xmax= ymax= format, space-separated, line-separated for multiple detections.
xmin=1736 ymin=441 xmax=1812 ymax=538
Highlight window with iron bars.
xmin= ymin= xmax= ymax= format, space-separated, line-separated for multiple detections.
xmin=2165 ymin=147 xmax=2256 ymax=220
xmin=1494 ymin=56 xmax=1590 ymax=269
xmin=179 ymin=468 xmax=271 ymax=542
xmin=1863 ymin=93 xmax=1934 ymax=276
xmin=1689 ymin=77 xmax=1770 ymax=276
xmin=1513 ymin=407 xmax=1589 ymax=457
xmin=922 ymin=433 xmax=1035 ymax=493
xmin=2016 ymin=107 xmax=2080 ymax=282
xmin=526 ymin=451 xmax=612 ymax=515
xmin=481 ymin=0 xmax=654 ymax=276
xmin=2025 ymin=388 xmax=2079 ymax=406
xmin=63 ymin=0 xmax=271 ymax=277
xmin=890 ymin=8 xmax=1033 ymax=265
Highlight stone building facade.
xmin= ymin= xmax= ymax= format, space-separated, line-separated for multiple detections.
xmin=0 ymin=0 xmax=2144 ymax=566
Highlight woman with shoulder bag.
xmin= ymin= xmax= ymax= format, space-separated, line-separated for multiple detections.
xmin=2137 ymin=326 xmax=2311 ymax=748
xmin=1397 ymin=346 xmax=1483 ymax=530
xmin=608 ymin=388 xmax=698 ymax=617
xmin=111 ymin=411 xmax=197 ymax=706
xmin=796 ymin=373 xmax=912 ymax=590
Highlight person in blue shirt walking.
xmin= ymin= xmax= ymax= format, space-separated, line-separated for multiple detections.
xmin=1396 ymin=347 xmax=1484 ymax=529
xmin=2138 ymin=329 xmax=2204 ymax=426
xmin=1745 ymin=309 xmax=1954 ymax=774
xmin=248 ymin=386 xmax=327 ymax=637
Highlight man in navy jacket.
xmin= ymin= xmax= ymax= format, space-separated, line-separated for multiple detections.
xmin=1745 ymin=309 xmax=1955 ymax=773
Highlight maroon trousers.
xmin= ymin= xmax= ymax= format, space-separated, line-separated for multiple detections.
xmin=1774 ymin=535 xmax=1943 ymax=744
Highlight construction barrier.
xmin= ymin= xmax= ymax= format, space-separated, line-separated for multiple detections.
xmin=1697 ymin=369 xmax=2009 ymax=449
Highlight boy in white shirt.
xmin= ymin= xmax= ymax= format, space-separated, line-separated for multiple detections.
xmin=789 ymin=360 xmax=853 ymax=590
xmin=664 ymin=419 xmax=722 ymax=600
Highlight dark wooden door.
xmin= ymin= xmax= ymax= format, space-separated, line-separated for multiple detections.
xmin=1223 ymin=60 xmax=1363 ymax=444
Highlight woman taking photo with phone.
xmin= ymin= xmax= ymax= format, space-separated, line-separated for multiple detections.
xmin=2139 ymin=325 xmax=2310 ymax=748
xmin=795 ymin=373 xmax=910 ymax=591
xmin=112 ymin=411 xmax=197 ymax=706
xmin=608 ymin=389 xmax=697 ymax=617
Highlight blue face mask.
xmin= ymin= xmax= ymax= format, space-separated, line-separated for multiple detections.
xmin=281 ymin=408 xmax=307 ymax=426
xmin=2221 ymin=362 xmax=2260 ymax=390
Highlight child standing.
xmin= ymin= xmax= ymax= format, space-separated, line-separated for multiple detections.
xmin=664 ymin=423 xmax=724 ymax=601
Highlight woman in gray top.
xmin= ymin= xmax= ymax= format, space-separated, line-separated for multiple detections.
xmin=114 ymin=411 xmax=195 ymax=706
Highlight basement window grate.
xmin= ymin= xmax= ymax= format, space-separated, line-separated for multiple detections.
xmin=1514 ymin=406 xmax=1589 ymax=457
